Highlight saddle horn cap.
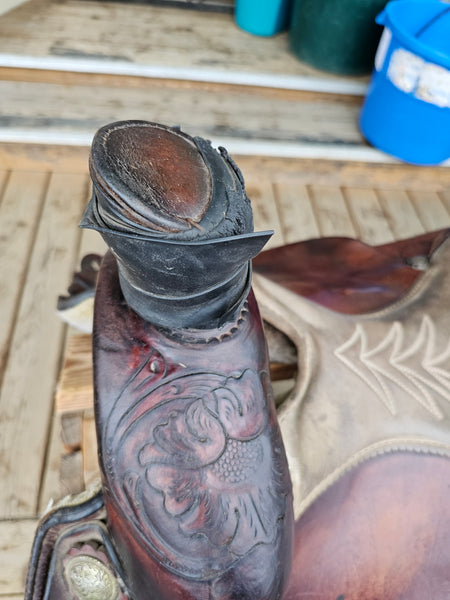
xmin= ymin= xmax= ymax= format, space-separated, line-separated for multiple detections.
xmin=81 ymin=120 xmax=272 ymax=328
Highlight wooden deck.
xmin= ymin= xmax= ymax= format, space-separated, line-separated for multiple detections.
xmin=0 ymin=0 xmax=367 ymax=91
xmin=0 ymin=0 xmax=450 ymax=596
xmin=0 ymin=0 xmax=377 ymax=163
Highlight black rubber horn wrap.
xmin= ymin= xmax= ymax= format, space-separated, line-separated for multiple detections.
xmin=80 ymin=120 xmax=272 ymax=329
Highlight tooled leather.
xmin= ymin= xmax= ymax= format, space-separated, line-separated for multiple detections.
xmin=253 ymin=236 xmax=450 ymax=520
xmin=93 ymin=253 xmax=293 ymax=600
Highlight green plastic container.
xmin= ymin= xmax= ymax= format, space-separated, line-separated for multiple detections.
xmin=289 ymin=0 xmax=389 ymax=75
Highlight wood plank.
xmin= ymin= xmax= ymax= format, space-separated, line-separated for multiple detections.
xmin=273 ymin=182 xmax=320 ymax=243
xmin=309 ymin=185 xmax=357 ymax=238
xmin=0 ymin=519 xmax=38 ymax=596
xmin=54 ymin=227 xmax=106 ymax=411
xmin=0 ymin=0 xmax=367 ymax=92
xmin=0 ymin=79 xmax=363 ymax=149
xmin=409 ymin=190 xmax=450 ymax=232
xmin=0 ymin=145 xmax=448 ymax=192
xmin=376 ymin=189 xmax=425 ymax=239
xmin=82 ymin=412 xmax=100 ymax=487
xmin=60 ymin=413 xmax=83 ymax=453
xmin=34 ymin=193 xmax=102 ymax=510
xmin=55 ymin=228 xmax=109 ymax=414
xmin=246 ymin=180 xmax=284 ymax=249
xmin=0 ymin=172 xmax=89 ymax=518
xmin=440 ymin=189 xmax=450 ymax=215
xmin=241 ymin=157 xmax=450 ymax=192
xmin=39 ymin=225 xmax=104 ymax=510
xmin=344 ymin=187 xmax=394 ymax=245
xmin=60 ymin=451 xmax=85 ymax=498
xmin=0 ymin=0 xmax=28 ymax=17
xmin=56 ymin=334 xmax=94 ymax=413
xmin=37 ymin=413 xmax=65 ymax=514
xmin=0 ymin=171 xmax=49 ymax=382
xmin=0 ymin=67 xmax=367 ymax=116
xmin=133 ymin=0 xmax=235 ymax=12
xmin=0 ymin=143 xmax=90 ymax=173
xmin=0 ymin=171 xmax=9 ymax=208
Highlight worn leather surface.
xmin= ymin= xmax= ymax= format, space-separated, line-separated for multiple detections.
xmin=92 ymin=252 xmax=293 ymax=600
xmin=253 ymin=230 xmax=449 ymax=315
xmin=253 ymin=230 xmax=450 ymax=598
xmin=82 ymin=121 xmax=272 ymax=329
xmin=24 ymin=487 xmax=129 ymax=600
xmin=285 ymin=452 xmax=450 ymax=599
xmin=87 ymin=120 xmax=254 ymax=240
xmin=85 ymin=122 xmax=293 ymax=599
xmin=28 ymin=121 xmax=293 ymax=600
xmin=253 ymin=231 xmax=450 ymax=514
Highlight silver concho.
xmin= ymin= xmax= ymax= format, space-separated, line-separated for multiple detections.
xmin=64 ymin=555 xmax=120 ymax=600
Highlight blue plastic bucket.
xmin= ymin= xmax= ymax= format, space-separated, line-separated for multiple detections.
xmin=235 ymin=0 xmax=292 ymax=36
xmin=360 ymin=0 xmax=450 ymax=165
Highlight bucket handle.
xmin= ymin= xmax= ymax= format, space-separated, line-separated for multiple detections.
xmin=376 ymin=2 xmax=450 ymax=37
xmin=415 ymin=4 xmax=450 ymax=38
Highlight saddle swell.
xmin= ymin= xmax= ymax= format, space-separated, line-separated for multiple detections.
xmin=94 ymin=252 xmax=293 ymax=600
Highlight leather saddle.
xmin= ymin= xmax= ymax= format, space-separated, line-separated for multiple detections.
xmin=25 ymin=121 xmax=450 ymax=599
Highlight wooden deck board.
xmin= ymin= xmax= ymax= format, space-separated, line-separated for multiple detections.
xmin=37 ymin=411 xmax=65 ymax=514
xmin=56 ymin=333 xmax=94 ymax=414
xmin=376 ymin=189 xmax=425 ymax=240
xmin=0 ymin=144 xmax=448 ymax=191
xmin=0 ymin=78 xmax=365 ymax=151
xmin=0 ymin=171 xmax=9 ymax=207
xmin=344 ymin=187 xmax=395 ymax=245
xmin=0 ymin=171 xmax=49 ymax=381
xmin=0 ymin=1 xmax=387 ymax=160
xmin=0 ymin=0 xmax=367 ymax=93
xmin=82 ymin=412 xmax=99 ymax=487
xmin=409 ymin=190 xmax=450 ymax=232
xmin=0 ymin=172 xmax=88 ymax=518
xmin=246 ymin=180 xmax=285 ymax=249
xmin=274 ymin=182 xmax=320 ymax=244
xmin=309 ymin=185 xmax=357 ymax=238
xmin=0 ymin=519 xmax=38 ymax=596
